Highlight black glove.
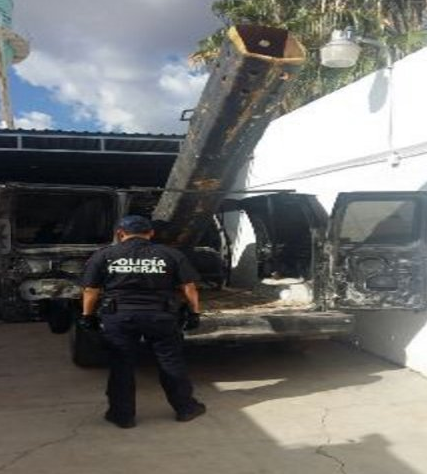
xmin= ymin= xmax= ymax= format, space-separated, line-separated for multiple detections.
xmin=182 ymin=311 xmax=201 ymax=331
xmin=76 ymin=314 xmax=100 ymax=332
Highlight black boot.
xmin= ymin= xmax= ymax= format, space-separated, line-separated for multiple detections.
xmin=104 ymin=410 xmax=136 ymax=429
xmin=175 ymin=402 xmax=206 ymax=422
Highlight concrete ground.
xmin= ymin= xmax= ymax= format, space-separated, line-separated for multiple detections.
xmin=1 ymin=324 xmax=427 ymax=474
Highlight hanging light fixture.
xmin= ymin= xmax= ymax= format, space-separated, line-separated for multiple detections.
xmin=321 ymin=27 xmax=392 ymax=69
xmin=320 ymin=28 xmax=361 ymax=68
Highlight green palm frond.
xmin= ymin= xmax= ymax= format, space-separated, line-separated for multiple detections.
xmin=192 ymin=0 xmax=427 ymax=111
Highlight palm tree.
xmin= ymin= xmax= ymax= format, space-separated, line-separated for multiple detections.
xmin=192 ymin=0 xmax=427 ymax=111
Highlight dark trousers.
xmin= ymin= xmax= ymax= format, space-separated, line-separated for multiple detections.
xmin=101 ymin=310 xmax=197 ymax=421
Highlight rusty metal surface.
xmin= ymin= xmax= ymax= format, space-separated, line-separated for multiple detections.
xmin=332 ymin=248 xmax=426 ymax=310
xmin=326 ymin=191 xmax=427 ymax=311
xmin=153 ymin=25 xmax=305 ymax=246
xmin=189 ymin=285 xmax=353 ymax=341
xmin=0 ymin=183 xmax=113 ymax=322
xmin=185 ymin=310 xmax=354 ymax=342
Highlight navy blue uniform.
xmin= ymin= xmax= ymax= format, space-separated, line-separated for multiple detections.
xmin=82 ymin=237 xmax=200 ymax=422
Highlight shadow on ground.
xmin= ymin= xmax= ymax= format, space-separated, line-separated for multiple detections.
xmin=0 ymin=323 xmax=425 ymax=474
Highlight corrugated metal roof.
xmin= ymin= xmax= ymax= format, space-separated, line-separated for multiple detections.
xmin=0 ymin=129 xmax=184 ymax=187
xmin=0 ymin=129 xmax=184 ymax=154
xmin=0 ymin=128 xmax=184 ymax=137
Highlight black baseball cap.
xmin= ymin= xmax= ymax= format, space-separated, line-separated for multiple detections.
xmin=116 ymin=215 xmax=153 ymax=233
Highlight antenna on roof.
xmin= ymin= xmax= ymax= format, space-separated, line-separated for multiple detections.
xmin=0 ymin=1 xmax=29 ymax=130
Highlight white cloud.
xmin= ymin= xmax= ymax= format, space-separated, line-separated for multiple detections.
xmin=160 ymin=63 xmax=208 ymax=100
xmin=15 ymin=111 xmax=54 ymax=130
xmin=12 ymin=0 xmax=219 ymax=133
xmin=15 ymin=49 xmax=208 ymax=132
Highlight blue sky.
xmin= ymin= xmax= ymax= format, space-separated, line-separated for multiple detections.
xmin=11 ymin=69 xmax=95 ymax=131
xmin=9 ymin=0 xmax=220 ymax=133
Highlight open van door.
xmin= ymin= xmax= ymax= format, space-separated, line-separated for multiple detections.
xmin=239 ymin=192 xmax=328 ymax=284
xmin=328 ymin=192 xmax=427 ymax=310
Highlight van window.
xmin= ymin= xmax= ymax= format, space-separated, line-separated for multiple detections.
xmin=15 ymin=192 xmax=114 ymax=245
xmin=338 ymin=199 xmax=418 ymax=244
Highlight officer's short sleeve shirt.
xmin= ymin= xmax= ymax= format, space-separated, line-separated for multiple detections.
xmin=82 ymin=249 xmax=108 ymax=288
xmin=167 ymin=248 xmax=200 ymax=285
xmin=81 ymin=238 xmax=199 ymax=309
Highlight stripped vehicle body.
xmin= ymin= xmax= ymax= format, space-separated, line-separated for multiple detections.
xmin=0 ymin=183 xmax=117 ymax=332
xmin=0 ymin=181 xmax=354 ymax=341
xmin=1 ymin=183 xmax=424 ymax=348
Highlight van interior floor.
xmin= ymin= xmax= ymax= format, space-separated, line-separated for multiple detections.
xmin=200 ymin=287 xmax=310 ymax=315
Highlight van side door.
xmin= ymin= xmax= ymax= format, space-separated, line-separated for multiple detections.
xmin=240 ymin=192 xmax=328 ymax=284
xmin=328 ymin=192 xmax=427 ymax=310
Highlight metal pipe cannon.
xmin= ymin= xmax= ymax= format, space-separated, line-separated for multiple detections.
xmin=153 ymin=25 xmax=305 ymax=246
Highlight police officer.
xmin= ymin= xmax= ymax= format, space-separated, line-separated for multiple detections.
xmin=79 ymin=215 xmax=206 ymax=429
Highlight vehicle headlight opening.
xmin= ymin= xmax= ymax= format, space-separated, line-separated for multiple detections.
xmin=25 ymin=259 xmax=52 ymax=274
xmin=59 ymin=259 xmax=86 ymax=274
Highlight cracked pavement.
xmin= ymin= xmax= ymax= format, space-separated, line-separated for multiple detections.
xmin=316 ymin=408 xmax=348 ymax=474
xmin=1 ymin=323 xmax=427 ymax=474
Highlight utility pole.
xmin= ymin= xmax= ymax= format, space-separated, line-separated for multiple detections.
xmin=0 ymin=0 xmax=29 ymax=129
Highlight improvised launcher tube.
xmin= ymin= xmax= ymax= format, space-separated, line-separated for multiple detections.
xmin=152 ymin=25 xmax=306 ymax=246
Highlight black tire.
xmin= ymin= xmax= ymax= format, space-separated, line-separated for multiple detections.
xmin=70 ymin=323 xmax=107 ymax=367
xmin=279 ymin=340 xmax=311 ymax=354
xmin=45 ymin=300 xmax=74 ymax=334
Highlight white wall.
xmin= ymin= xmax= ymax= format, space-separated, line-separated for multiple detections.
xmin=246 ymin=46 xmax=427 ymax=210
xmin=240 ymin=46 xmax=427 ymax=375
xmin=355 ymin=310 xmax=427 ymax=376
